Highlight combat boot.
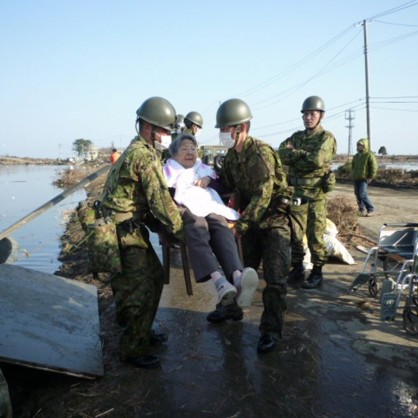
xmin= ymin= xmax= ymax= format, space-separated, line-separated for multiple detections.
xmin=150 ymin=329 xmax=168 ymax=345
xmin=257 ymin=333 xmax=279 ymax=354
xmin=287 ymin=262 xmax=305 ymax=283
xmin=206 ymin=302 xmax=243 ymax=323
xmin=302 ymin=265 xmax=323 ymax=289
xmin=126 ymin=354 xmax=160 ymax=369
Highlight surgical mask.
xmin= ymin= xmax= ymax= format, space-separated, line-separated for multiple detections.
xmin=154 ymin=134 xmax=172 ymax=151
xmin=219 ymin=132 xmax=235 ymax=148
xmin=194 ymin=128 xmax=202 ymax=138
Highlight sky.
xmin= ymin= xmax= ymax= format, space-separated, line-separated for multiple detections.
xmin=1 ymin=0 xmax=417 ymax=158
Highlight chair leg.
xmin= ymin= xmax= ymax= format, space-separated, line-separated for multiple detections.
xmin=180 ymin=243 xmax=193 ymax=296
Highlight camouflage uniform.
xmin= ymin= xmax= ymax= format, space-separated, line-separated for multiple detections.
xmin=352 ymin=138 xmax=378 ymax=214
xmin=220 ymin=136 xmax=292 ymax=336
xmin=279 ymin=126 xmax=337 ymax=267
xmin=101 ymin=135 xmax=183 ymax=360
xmin=0 ymin=368 xmax=12 ymax=418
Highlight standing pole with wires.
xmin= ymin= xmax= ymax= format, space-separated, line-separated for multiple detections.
xmin=363 ymin=19 xmax=371 ymax=150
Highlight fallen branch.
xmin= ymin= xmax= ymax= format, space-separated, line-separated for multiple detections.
xmin=339 ymin=233 xmax=377 ymax=245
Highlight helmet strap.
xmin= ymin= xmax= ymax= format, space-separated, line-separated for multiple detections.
xmin=151 ymin=128 xmax=157 ymax=148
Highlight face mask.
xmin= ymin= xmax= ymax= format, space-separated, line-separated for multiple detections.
xmin=154 ymin=134 xmax=172 ymax=151
xmin=194 ymin=128 xmax=202 ymax=138
xmin=219 ymin=132 xmax=235 ymax=148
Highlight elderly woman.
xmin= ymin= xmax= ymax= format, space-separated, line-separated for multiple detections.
xmin=164 ymin=133 xmax=258 ymax=312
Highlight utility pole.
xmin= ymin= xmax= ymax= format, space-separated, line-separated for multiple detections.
xmin=345 ymin=109 xmax=355 ymax=155
xmin=363 ymin=19 xmax=371 ymax=149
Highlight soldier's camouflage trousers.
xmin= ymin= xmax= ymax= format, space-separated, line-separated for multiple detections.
xmin=0 ymin=368 xmax=12 ymax=418
xmin=290 ymin=196 xmax=328 ymax=267
xmin=110 ymin=238 xmax=165 ymax=360
xmin=241 ymin=224 xmax=291 ymax=336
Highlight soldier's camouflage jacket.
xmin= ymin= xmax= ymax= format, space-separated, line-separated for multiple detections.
xmin=220 ymin=136 xmax=291 ymax=234
xmin=278 ymin=126 xmax=337 ymax=199
xmin=101 ymin=135 xmax=183 ymax=239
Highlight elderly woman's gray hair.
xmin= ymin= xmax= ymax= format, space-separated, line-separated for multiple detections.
xmin=168 ymin=132 xmax=197 ymax=156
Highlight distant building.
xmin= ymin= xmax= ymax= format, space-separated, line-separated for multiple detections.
xmin=86 ymin=146 xmax=99 ymax=161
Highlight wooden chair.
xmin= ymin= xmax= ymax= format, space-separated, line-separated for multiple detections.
xmin=158 ymin=190 xmax=243 ymax=297
xmin=160 ymin=235 xmax=242 ymax=297
xmin=160 ymin=236 xmax=194 ymax=296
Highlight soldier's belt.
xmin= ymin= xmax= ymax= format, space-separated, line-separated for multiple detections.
xmin=290 ymin=177 xmax=322 ymax=186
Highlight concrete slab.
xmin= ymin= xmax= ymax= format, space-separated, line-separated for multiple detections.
xmin=0 ymin=264 xmax=103 ymax=379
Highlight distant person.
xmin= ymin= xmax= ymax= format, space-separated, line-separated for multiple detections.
xmin=101 ymin=97 xmax=183 ymax=369
xmin=352 ymin=138 xmax=378 ymax=217
xmin=110 ymin=148 xmax=121 ymax=165
xmin=184 ymin=111 xmax=203 ymax=138
xmin=184 ymin=111 xmax=204 ymax=159
xmin=279 ymin=96 xmax=337 ymax=290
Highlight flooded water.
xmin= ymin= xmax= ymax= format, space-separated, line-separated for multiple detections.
xmin=0 ymin=165 xmax=86 ymax=274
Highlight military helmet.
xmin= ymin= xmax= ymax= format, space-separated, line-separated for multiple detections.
xmin=184 ymin=111 xmax=203 ymax=128
xmin=301 ymin=96 xmax=325 ymax=113
xmin=136 ymin=97 xmax=177 ymax=131
xmin=215 ymin=98 xmax=253 ymax=128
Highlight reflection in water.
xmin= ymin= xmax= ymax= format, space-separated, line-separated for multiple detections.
xmin=0 ymin=165 xmax=86 ymax=274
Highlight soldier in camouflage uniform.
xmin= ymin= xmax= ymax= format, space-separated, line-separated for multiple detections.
xmin=0 ymin=368 xmax=12 ymax=418
xmin=101 ymin=96 xmax=183 ymax=369
xmin=279 ymin=96 xmax=337 ymax=289
xmin=170 ymin=111 xmax=203 ymax=158
xmin=183 ymin=111 xmax=203 ymax=137
xmin=210 ymin=98 xmax=293 ymax=354
xmin=184 ymin=111 xmax=204 ymax=159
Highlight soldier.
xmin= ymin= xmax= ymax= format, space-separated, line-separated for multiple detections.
xmin=183 ymin=111 xmax=203 ymax=138
xmin=184 ymin=111 xmax=204 ymax=159
xmin=279 ymin=96 xmax=337 ymax=289
xmin=170 ymin=112 xmax=203 ymax=157
xmin=211 ymin=98 xmax=293 ymax=354
xmin=101 ymin=96 xmax=183 ymax=369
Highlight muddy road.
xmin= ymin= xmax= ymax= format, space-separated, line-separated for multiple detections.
xmin=3 ymin=183 xmax=418 ymax=417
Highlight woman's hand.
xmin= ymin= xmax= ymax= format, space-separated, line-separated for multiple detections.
xmin=194 ymin=176 xmax=211 ymax=188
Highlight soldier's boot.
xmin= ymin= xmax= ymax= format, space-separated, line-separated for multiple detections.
xmin=206 ymin=301 xmax=243 ymax=323
xmin=257 ymin=333 xmax=279 ymax=354
xmin=287 ymin=262 xmax=305 ymax=283
xmin=126 ymin=354 xmax=160 ymax=369
xmin=302 ymin=265 xmax=323 ymax=289
xmin=150 ymin=329 xmax=168 ymax=345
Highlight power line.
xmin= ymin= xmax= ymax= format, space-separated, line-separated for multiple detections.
xmin=371 ymin=96 xmax=418 ymax=99
xmin=228 ymin=2 xmax=418 ymax=142
xmin=251 ymin=29 xmax=363 ymax=110
xmin=235 ymin=25 xmax=356 ymax=99
xmin=367 ymin=0 xmax=418 ymax=20
xmin=374 ymin=19 xmax=418 ymax=27
xmin=370 ymin=106 xmax=418 ymax=112
xmin=244 ymin=2 xmax=418 ymax=105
